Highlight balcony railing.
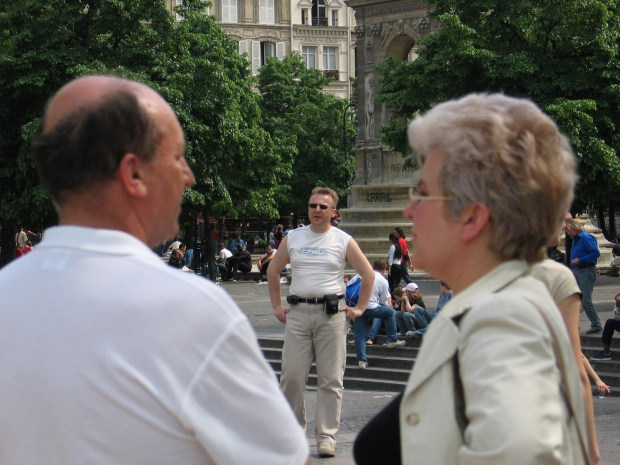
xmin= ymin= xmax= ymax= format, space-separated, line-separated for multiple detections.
xmin=312 ymin=17 xmax=328 ymax=26
xmin=323 ymin=69 xmax=339 ymax=80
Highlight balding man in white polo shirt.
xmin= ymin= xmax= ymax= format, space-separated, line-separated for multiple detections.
xmin=0 ymin=76 xmax=308 ymax=465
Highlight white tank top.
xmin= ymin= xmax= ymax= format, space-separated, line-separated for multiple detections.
xmin=287 ymin=226 xmax=350 ymax=298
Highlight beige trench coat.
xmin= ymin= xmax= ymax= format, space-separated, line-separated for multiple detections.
xmin=400 ymin=261 xmax=588 ymax=464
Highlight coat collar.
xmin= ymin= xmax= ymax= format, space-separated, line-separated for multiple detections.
xmin=403 ymin=261 xmax=530 ymax=396
xmin=440 ymin=261 xmax=530 ymax=320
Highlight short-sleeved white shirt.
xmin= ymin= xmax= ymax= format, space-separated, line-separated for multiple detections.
xmin=0 ymin=226 xmax=308 ymax=465
xmin=287 ymin=225 xmax=350 ymax=298
xmin=218 ymin=247 xmax=232 ymax=261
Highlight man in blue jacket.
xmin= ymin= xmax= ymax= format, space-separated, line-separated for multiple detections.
xmin=566 ymin=219 xmax=602 ymax=333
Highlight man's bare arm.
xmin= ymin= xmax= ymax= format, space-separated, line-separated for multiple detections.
xmin=267 ymin=237 xmax=290 ymax=324
xmin=343 ymin=238 xmax=374 ymax=321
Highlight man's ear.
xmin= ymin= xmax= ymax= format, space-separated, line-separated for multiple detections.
xmin=118 ymin=153 xmax=148 ymax=198
xmin=460 ymin=203 xmax=491 ymax=243
xmin=332 ymin=209 xmax=338 ymax=218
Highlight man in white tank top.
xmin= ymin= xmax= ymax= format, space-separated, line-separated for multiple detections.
xmin=268 ymin=187 xmax=375 ymax=458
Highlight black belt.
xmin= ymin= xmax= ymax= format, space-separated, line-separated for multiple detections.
xmin=575 ymin=264 xmax=596 ymax=270
xmin=294 ymin=295 xmax=344 ymax=305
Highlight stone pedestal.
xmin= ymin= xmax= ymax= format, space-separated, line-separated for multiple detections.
xmin=339 ymin=183 xmax=414 ymax=263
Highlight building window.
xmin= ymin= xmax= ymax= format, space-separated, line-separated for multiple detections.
xmin=240 ymin=40 xmax=285 ymax=75
xmin=323 ymin=47 xmax=337 ymax=70
xmin=331 ymin=10 xmax=338 ymax=26
xmin=301 ymin=9 xmax=308 ymax=25
xmin=302 ymin=46 xmax=317 ymax=69
xmin=259 ymin=0 xmax=275 ymax=25
xmin=323 ymin=47 xmax=338 ymax=80
xmin=312 ymin=0 xmax=326 ymax=26
xmin=221 ymin=0 xmax=237 ymax=23
xmin=261 ymin=42 xmax=276 ymax=65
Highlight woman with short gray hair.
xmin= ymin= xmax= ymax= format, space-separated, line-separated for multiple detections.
xmin=354 ymin=94 xmax=591 ymax=464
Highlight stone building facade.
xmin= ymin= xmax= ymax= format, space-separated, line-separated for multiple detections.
xmin=167 ymin=0 xmax=357 ymax=99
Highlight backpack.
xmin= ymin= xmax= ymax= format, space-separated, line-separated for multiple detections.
xmin=345 ymin=277 xmax=362 ymax=307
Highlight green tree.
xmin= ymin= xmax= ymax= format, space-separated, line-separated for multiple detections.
xmin=0 ymin=0 xmax=287 ymax=265
xmin=258 ymin=54 xmax=356 ymax=217
xmin=377 ymin=0 xmax=620 ymax=219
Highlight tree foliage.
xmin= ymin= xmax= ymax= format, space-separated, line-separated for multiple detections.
xmin=257 ymin=54 xmax=356 ymax=216
xmin=377 ymin=0 xmax=620 ymax=207
xmin=0 ymin=0 xmax=288 ymax=264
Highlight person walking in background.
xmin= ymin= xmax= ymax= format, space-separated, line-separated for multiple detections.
xmin=267 ymin=186 xmax=374 ymax=458
xmin=387 ymin=232 xmax=402 ymax=293
xmin=15 ymin=226 xmax=27 ymax=252
xmin=532 ymin=256 xmax=604 ymax=461
xmin=0 ymin=75 xmax=309 ymax=465
xmin=274 ymin=224 xmax=284 ymax=249
xmin=394 ymin=227 xmax=414 ymax=284
xmin=566 ymin=218 xmax=602 ymax=334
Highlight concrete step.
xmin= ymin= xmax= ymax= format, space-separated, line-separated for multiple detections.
xmin=339 ymin=223 xmax=412 ymax=239
xmin=259 ymin=335 xmax=620 ymax=396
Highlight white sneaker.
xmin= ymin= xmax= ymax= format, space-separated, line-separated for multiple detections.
xmin=366 ymin=338 xmax=373 ymax=345
xmin=358 ymin=361 xmax=368 ymax=369
xmin=387 ymin=340 xmax=406 ymax=348
xmin=317 ymin=442 xmax=336 ymax=457
xmin=405 ymin=331 xmax=416 ymax=337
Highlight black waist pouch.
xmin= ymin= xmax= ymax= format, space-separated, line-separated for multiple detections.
xmin=323 ymin=294 xmax=339 ymax=315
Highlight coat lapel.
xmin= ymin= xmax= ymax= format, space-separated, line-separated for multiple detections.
xmin=403 ymin=261 xmax=530 ymax=397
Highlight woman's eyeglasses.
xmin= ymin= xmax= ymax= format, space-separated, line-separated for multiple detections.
xmin=408 ymin=186 xmax=453 ymax=207
xmin=308 ymin=203 xmax=331 ymax=210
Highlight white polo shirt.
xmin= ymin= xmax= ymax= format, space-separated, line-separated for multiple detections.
xmin=0 ymin=226 xmax=308 ymax=465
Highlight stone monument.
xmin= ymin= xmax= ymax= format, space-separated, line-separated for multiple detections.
xmin=339 ymin=1 xmax=439 ymax=266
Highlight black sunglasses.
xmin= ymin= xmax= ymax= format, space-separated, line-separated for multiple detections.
xmin=308 ymin=203 xmax=330 ymax=210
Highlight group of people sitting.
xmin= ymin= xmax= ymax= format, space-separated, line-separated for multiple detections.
xmin=347 ymin=258 xmax=454 ymax=369
xmin=215 ymin=242 xmax=277 ymax=282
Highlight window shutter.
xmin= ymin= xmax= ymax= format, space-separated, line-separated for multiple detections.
xmin=230 ymin=0 xmax=237 ymax=22
xmin=239 ymin=40 xmax=249 ymax=57
xmin=222 ymin=0 xmax=230 ymax=22
xmin=252 ymin=41 xmax=261 ymax=75
xmin=267 ymin=0 xmax=275 ymax=24
xmin=259 ymin=0 xmax=267 ymax=24
xmin=276 ymin=42 xmax=285 ymax=61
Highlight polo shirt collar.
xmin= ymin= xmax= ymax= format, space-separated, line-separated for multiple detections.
xmin=37 ymin=226 xmax=156 ymax=258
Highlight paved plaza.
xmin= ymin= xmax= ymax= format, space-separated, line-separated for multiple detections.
xmin=223 ymin=274 xmax=620 ymax=464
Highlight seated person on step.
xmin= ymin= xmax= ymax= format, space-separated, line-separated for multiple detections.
xmin=408 ymin=281 xmax=453 ymax=338
xmin=395 ymin=283 xmax=426 ymax=337
xmin=226 ymin=244 xmax=252 ymax=280
xmin=352 ymin=258 xmax=405 ymax=370
xmin=258 ymin=245 xmax=276 ymax=282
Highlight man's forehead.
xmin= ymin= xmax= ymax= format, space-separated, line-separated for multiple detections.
xmin=310 ymin=193 xmax=335 ymax=205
